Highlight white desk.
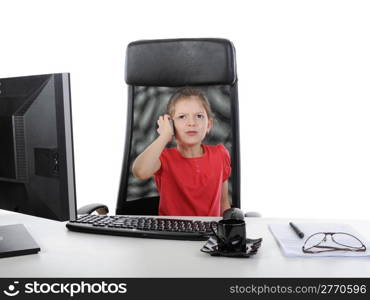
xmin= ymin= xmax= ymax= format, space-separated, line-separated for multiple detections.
xmin=1 ymin=210 xmax=369 ymax=277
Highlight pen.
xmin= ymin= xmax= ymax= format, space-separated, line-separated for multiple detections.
xmin=289 ymin=222 xmax=304 ymax=239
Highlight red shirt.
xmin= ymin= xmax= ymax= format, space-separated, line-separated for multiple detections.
xmin=154 ymin=144 xmax=231 ymax=216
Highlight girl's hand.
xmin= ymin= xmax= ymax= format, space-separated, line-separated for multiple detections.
xmin=157 ymin=114 xmax=174 ymax=143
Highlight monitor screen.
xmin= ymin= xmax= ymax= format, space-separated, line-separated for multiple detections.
xmin=0 ymin=73 xmax=76 ymax=221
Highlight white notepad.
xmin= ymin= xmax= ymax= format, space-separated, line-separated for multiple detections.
xmin=269 ymin=223 xmax=370 ymax=257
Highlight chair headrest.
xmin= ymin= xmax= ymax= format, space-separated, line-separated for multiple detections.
xmin=125 ymin=38 xmax=237 ymax=87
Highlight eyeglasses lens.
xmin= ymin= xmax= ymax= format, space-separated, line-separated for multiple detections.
xmin=305 ymin=233 xmax=326 ymax=249
xmin=332 ymin=233 xmax=363 ymax=248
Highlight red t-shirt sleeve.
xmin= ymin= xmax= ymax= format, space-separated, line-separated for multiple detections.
xmin=219 ymin=145 xmax=231 ymax=182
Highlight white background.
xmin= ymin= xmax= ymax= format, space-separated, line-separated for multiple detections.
xmin=1 ymin=0 xmax=369 ymax=220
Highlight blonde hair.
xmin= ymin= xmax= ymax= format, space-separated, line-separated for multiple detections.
xmin=166 ymin=87 xmax=214 ymax=119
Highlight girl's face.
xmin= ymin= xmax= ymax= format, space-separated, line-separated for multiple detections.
xmin=172 ymin=96 xmax=212 ymax=146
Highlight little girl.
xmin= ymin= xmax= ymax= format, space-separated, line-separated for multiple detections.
xmin=132 ymin=87 xmax=231 ymax=216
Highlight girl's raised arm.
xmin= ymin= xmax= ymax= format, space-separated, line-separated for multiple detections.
xmin=132 ymin=115 xmax=173 ymax=179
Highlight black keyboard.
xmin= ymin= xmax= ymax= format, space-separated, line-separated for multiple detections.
xmin=66 ymin=215 xmax=217 ymax=241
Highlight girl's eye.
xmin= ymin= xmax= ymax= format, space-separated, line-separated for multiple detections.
xmin=196 ymin=114 xmax=204 ymax=119
xmin=178 ymin=115 xmax=186 ymax=120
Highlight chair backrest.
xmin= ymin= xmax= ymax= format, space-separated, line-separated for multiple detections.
xmin=116 ymin=38 xmax=240 ymax=215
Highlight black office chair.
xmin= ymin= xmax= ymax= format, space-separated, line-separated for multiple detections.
xmin=79 ymin=38 xmax=259 ymax=217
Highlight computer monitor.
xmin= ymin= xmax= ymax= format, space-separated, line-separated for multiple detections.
xmin=0 ymin=73 xmax=76 ymax=221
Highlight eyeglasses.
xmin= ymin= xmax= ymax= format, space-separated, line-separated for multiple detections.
xmin=302 ymin=232 xmax=367 ymax=254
